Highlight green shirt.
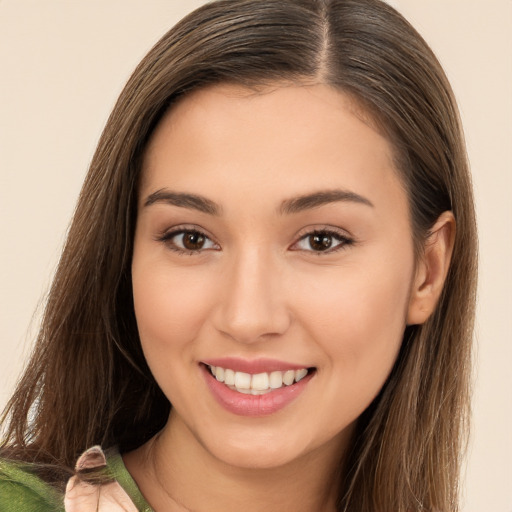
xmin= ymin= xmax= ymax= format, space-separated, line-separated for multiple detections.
xmin=0 ymin=448 xmax=153 ymax=511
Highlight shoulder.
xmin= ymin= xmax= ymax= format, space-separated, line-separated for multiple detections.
xmin=0 ymin=458 xmax=63 ymax=512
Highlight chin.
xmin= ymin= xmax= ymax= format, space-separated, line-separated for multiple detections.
xmin=198 ymin=422 xmax=349 ymax=472
xmin=210 ymin=439 xmax=308 ymax=470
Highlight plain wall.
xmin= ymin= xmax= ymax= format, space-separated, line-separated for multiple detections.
xmin=1 ymin=1 xmax=511 ymax=511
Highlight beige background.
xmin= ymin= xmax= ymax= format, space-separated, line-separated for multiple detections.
xmin=0 ymin=1 xmax=510 ymax=510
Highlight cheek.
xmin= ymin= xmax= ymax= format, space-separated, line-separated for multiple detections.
xmin=131 ymin=256 xmax=215 ymax=359
xmin=296 ymin=258 xmax=413 ymax=392
xmin=131 ymin=258 xmax=220 ymax=411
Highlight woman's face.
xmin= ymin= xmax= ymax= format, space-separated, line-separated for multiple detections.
xmin=132 ymin=83 xmax=417 ymax=470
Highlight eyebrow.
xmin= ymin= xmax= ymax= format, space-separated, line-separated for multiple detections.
xmin=143 ymin=188 xmax=373 ymax=216
xmin=143 ymin=189 xmax=221 ymax=215
xmin=279 ymin=189 xmax=374 ymax=214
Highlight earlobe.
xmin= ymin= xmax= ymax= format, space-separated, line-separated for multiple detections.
xmin=407 ymin=211 xmax=456 ymax=325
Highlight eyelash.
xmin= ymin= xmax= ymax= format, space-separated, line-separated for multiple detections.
xmin=290 ymin=228 xmax=354 ymax=254
xmin=156 ymin=227 xmax=354 ymax=256
xmin=156 ymin=227 xmax=220 ymax=256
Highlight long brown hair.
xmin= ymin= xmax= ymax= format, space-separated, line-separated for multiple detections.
xmin=1 ymin=1 xmax=477 ymax=510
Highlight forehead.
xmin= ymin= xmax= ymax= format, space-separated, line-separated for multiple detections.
xmin=144 ymin=83 xmax=388 ymax=162
xmin=140 ymin=83 xmax=407 ymax=218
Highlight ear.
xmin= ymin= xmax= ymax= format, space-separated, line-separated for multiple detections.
xmin=407 ymin=211 xmax=456 ymax=325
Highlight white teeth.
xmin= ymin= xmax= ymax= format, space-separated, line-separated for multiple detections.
xmin=215 ymin=367 xmax=225 ymax=383
xmin=269 ymin=371 xmax=283 ymax=389
xmin=282 ymin=370 xmax=295 ymax=386
xmin=234 ymin=371 xmax=251 ymax=390
xmin=251 ymin=372 xmax=269 ymax=391
xmin=208 ymin=365 xmax=311 ymax=394
xmin=295 ymin=368 xmax=308 ymax=382
xmin=224 ymin=368 xmax=235 ymax=386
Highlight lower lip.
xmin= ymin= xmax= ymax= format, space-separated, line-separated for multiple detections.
xmin=201 ymin=365 xmax=314 ymax=417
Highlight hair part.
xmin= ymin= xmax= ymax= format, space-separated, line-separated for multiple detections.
xmin=1 ymin=1 xmax=477 ymax=510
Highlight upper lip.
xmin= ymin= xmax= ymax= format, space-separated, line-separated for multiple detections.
xmin=201 ymin=357 xmax=312 ymax=374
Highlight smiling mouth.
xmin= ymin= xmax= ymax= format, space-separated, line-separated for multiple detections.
xmin=206 ymin=364 xmax=315 ymax=395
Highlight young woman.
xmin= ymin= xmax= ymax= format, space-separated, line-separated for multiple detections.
xmin=0 ymin=0 xmax=477 ymax=511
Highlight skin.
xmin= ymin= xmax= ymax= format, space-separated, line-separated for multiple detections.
xmin=125 ymin=83 xmax=454 ymax=511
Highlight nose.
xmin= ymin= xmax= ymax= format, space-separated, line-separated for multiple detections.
xmin=212 ymin=247 xmax=291 ymax=344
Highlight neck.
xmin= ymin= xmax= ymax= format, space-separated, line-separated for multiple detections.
xmin=125 ymin=412 xmax=352 ymax=512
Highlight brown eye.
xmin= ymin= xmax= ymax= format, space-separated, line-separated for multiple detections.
xmin=292 ymin=230 xmax=352 ymax=253
xmin=182 ymin=232 xmax=206 ymax=250
xmin=160 ymin=229 xmax=219 ymax=254
xmin=309 ymin=233 xmax=333 ymax=251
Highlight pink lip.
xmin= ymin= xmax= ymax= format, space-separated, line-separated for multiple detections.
xmin=202 ymin=357 xmax=310 ymax=374
xmin=201 ymin=364 xmax=314 ymax=417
